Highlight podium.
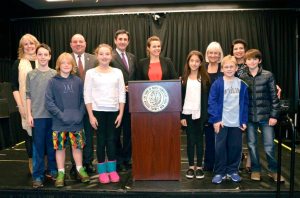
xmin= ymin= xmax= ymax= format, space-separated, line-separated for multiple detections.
xmin=128 ymin=80 xmax=181 ymax=180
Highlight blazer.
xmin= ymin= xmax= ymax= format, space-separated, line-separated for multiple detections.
xmin=137 ymin=57 xmax=178 ymax=80
xmin=72 ymin=52 xmax=97 ymax=78
xmin=111 ymin=49 xmax=137 ymax=85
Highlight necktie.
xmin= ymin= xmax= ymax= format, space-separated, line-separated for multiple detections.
xmin=78 ymin=54 xmax=84 ymax=79
xmin=121 ymin=52 xmax=129 ymax=71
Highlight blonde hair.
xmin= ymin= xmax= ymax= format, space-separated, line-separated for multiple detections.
xmin=18 ymin=34 xmax=40 ymax=59
xmin=55 ymin=52 xmax=76 ymax=75
xmin=221 ymin=55 xmax=237 ymax=67
xmin=94 ymin=43 xmax=113 ymax=55
xmin=205 ymin=41 xmax=224 ymax=63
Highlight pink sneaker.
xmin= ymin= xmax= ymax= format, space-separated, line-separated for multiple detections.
xmin=98 ymin=173 xmax=110 ymax=184
xmin=109 ymin=171 xmax=120 ymax=183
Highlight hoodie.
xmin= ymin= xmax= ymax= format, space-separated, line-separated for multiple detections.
xmin=45 ymin=74 xmax=85 ymax=131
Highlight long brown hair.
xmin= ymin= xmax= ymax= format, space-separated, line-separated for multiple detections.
xmin=182 ymin=50 xmax=210 ymax=90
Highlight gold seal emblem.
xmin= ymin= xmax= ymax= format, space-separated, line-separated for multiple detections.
xmin=142 ymin=85 xmax=169 ymax=112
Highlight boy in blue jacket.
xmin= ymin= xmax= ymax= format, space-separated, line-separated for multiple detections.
xmin=45 ymin=52 xmax=89 ymax=187
xmin=208 ymin=55 xmax=248 ymax=184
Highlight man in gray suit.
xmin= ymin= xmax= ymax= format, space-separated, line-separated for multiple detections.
xmin=111 ymin=29 xmax=137 ymax=172
xmin=70 ymin=34 xmax=97 ymax=177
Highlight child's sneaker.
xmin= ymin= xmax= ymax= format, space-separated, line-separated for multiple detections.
xmin=99 ymin=173 xmax=110 ymax=184
xmin=195 ymin=169 xmax=205 ymax=179
xmin=108 ymin=171 xmax=120 ymax=183
xmin=212 ymin=174 xmax=226 ymax=184
xmin=185 ymin=168 xmax=195 ymax=179
xmin=32 ymin=178 xmax=43 ymax=188
xmin=55 ymin=171 xmax=65 ymax=187
xmin=77 ymin=167 xmax=90 ymax=183
xmin=227 ymin=173 xmax=242 ymax=182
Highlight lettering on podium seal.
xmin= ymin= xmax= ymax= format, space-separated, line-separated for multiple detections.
xmin=142 ymin=85 xmax=169 ymax=112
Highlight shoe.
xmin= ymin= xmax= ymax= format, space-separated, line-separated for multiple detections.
xmin=32 ymin=178 xmax=43 ymax=188
xmin=195 ymin=169 xmax=205 ymax=179
xmin=77 ymin=167 xmax=90 ymax=183
xmin=268 ymin=173 xmax=285 ymax=182
xmin=69 ymin=165 xmax=78 ymax=180
xmin=227 ymin=173 xmax=242 ymax=182
xmin=99 ymin=173 xmax=110 ymax=184
xmin=108 ymin=171 xmax=120 ymax=183
xmin=55 ymin=171 xmax=65 ymax=187
xmin=83 ymin=163 xmax=96 ymax=173
xmin=45 ymin=170 xmax=58 ymax=181
xmin=185 ymin=168 xmax=195 ymax=179
xmin=251 ymin=172 xmax=261 ymax=181
xmin=212 ymin=174 xmax=226 ymax=184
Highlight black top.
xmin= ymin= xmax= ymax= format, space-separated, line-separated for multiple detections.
xmin=10 ymin=59 xmax=36 ymax=91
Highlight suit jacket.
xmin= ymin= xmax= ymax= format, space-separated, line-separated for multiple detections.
xmin=72 ymin=52 xmax=97 ymax=79
xmin=111 ymin=49 xmax=137 ymax=85
xmin=137 ymin=57 xmax=178 ymax=80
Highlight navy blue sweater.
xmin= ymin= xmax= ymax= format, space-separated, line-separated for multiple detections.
xmin=45 ymin=74 xmax=85 ymax=131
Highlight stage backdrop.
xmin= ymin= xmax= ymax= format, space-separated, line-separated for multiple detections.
xmin=7 ymin=10 xmax=298 ymax=112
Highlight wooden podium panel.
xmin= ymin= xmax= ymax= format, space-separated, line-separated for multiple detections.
xmin=128 ymin=80 xmax=181 ymax=180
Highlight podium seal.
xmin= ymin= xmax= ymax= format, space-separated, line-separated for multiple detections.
xmin=142 ymin=85 xmax=169 ymax=112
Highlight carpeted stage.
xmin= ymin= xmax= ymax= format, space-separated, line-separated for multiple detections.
xmin=0 ymin=131 xmax=299 ymax=198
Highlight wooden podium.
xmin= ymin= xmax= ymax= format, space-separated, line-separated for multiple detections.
xmin=128 ymin=80 xmax=181 ymax=180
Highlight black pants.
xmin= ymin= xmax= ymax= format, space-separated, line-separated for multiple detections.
xmin=115 ymin=96 xmax=131 ymax=165
xmin=93 ymin=111 xmax=118 ymax=163
xmin=185 ymin=115 xmax=204 ymax=167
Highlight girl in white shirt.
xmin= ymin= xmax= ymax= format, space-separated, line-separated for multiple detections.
xmin=84 ymin=44 xmax=125 ymax=184
xmin=181 ymin=50 xmax=210 ymax=180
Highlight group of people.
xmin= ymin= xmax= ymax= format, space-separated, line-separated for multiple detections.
xmin=181 ymin=39 xmax=283 ymax=184
xmin=11 ymin=29 xmax=283 ymax=188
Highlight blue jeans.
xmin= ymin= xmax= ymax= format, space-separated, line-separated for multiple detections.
xmin=247 ymin=122 xmax=278 ymax=173
xmin=32 ymin=118 xmax=57 ymax=180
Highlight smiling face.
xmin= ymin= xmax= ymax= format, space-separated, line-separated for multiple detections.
xmin=22 ymin=38 xmax=37 ymax=57
xmin=70 ymin=34 xmax=86 ymax=55
xmin=222 ymin=61 xmax=238 ymax=78
xmin=233 ymin=43 xmax=246 ymax=60
xmin=207 ymin=49 xmax=220 ymax=64
xmin=245 ymin=57 xmax=261 ymax=71
xmin=96 ymin=46 xmax=112 ymax=67
xmin=114 ymin=33 xmax=129 ymax=52
xmin=148 ymin=40 xmax=161 ymax=58
xmin=188 ymin=54 xmax=201 ymax=72
xmin=36 ymin=47 xmax=51 ymax=67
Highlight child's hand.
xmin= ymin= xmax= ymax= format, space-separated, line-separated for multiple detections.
xmin=240 ymin=124 xmax=247 ymax=131
xmin=115 ymin=114 xmax=123 ymax=128
xmin=213 ymin=122 xmax=223 ymax=134
xmin=89 ymin=115 xmax=98 ymax=130
xmin=181 ymin=119 xmax=187 ymax=127
xmin=269 ymin=118 xmax=277 ymax=126
xmin=27 ymin=115 xmax=34 ymax=127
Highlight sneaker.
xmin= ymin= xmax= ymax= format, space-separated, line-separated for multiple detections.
xmin=195 ymin=169 xmax=205 ymax=179
xmin=212 ymin=174 xmax=226 ymax=184
xmin=77 ymin=167 xmax=90 ymax=183
xmin=227 ymin=173 xmax=242 ymax=182
xmin=268 ymin=173 xmax=285 ymax=182
xmin=185 ymin=168 xmax=195 ymax=179
xmin=32 ymin=178 xmax=43 ymax=188
xmin=251 ymin=172 xmax=261 ymax=181
xmin=55 ymin=171 xmax=65 ymax=187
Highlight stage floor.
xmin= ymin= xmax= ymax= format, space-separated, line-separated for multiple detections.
xmin=0 ymin=131 xmax=299 ymax=197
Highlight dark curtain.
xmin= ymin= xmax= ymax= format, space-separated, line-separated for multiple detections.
xmin=150 ymin=11 xmax=297 ymax=111
xmin=10 ymin=14 xmax=149 ymax=67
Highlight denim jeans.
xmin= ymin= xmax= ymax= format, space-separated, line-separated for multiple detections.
xmin=247 ymin=121 xmax=278 ymax=173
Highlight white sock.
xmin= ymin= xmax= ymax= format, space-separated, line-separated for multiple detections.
xmin=58 ymin=168 xmax=65 ymax=173
xmin=76 ymin=166 xmax=83 ymax=172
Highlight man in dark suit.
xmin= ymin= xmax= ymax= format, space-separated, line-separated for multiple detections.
xmin=70 ymin=34 xmax=97 ymax=177
xmin=111 ymin=29 xmax=137 ymax=172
